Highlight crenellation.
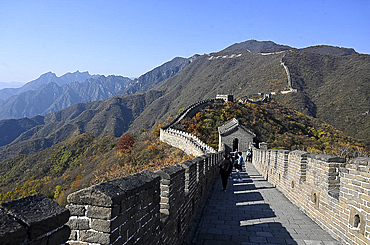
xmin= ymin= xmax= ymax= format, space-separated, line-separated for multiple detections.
xmin=252 ymin=144 xmax=370 ymax=245
xmin=0 ymin=194 xmax=70 ymax=245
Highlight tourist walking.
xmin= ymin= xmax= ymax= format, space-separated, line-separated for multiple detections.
xmin=246 ymin=149 xmax=252 ymax=162
xmin=234 ymin=152 xmax=243 ymax=182
xmin=218 ymin=154 xmax=233 ymax=191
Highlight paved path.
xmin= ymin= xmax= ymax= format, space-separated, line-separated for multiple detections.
xmin=190 ymin=162 xmax=341 ymax=245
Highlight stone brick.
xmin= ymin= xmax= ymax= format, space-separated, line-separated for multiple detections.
xmin=69 ymin=230 xmax=78 ymax=240
xmin=47 ymin=225 xmax=70 ymax=245
xmin=91 ymin=219 xmax=113 ymax=233
xmin=86 ymin=205 xmax=120 ymax=220
xmin=0 ymin=209 xmax=27 ymax=245
xmin=66 ymin=217 xmax=90 ymax=230
xmin=0 ymin=194 xmax=69 ymax=240
xmin=66 ymin=204 xmax=86 ymax=216
xmin=79 ymin=230 xmax=112 ymax=245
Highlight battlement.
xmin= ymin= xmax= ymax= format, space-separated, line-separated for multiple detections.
xmin=160 ymin=99 xmax=218 ymax=156
xmin=0 ymin=152 xmax=222 ymax=245
xmin=252 ymin=146 xmax=370 ymax=245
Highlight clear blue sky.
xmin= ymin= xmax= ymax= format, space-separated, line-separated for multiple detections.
xmin=0 ymin=0 xmax=369 ymax=85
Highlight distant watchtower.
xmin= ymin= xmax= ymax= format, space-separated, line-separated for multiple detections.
xmin=216 ymin=94 xmax=234 ymax=102
xmin=218 ymin=118 xmax=255 ymax=154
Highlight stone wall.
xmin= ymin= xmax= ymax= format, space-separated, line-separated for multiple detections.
xmin=66 ymin=151 xmax=222 ymax=245
xmin=0 ymin=194 xmax=70 ymax=245
xmin=160 ymin=99 xmax=218 ymax=156
xmin=0 ymin=152 xmax=222 ymax=245
xmin=252 ymin=146 xmax=370 ymax=245
xmin=160 ymin=128 xmax=215 ymax=157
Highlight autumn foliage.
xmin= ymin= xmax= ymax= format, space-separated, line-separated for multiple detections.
xmin=0 ymin=126 xmax=192 ymax=205
xmin=179 ymin=100 xmax=368 ymax=157
xmin=117 ymin=133 xmax=135 ymax=152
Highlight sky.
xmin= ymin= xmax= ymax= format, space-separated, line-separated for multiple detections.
xmin=0 ymin=0 xmax=369 ymax=86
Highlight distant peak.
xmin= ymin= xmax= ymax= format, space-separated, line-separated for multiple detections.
xmin=223 ymin=40 xmax=292 ymax=53
xmin=41 ymin=71 xmax=57 ymax=77
xmin=302 ymin=45 xmax=358 ymax=56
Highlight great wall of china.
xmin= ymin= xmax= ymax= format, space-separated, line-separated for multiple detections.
xmin=1 ymin=96 xmax=370 ymax=245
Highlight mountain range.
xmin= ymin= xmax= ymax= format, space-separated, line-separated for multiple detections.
xmin=0 ymin=40 xmax=368 ymax=161
xmin=0 ymin=55 xmax=196 ymax=120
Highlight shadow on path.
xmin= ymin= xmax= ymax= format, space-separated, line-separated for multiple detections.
xmin=189 ymin=162 xmax=341 ymax=245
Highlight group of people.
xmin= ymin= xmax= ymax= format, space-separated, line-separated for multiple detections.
xmin=218 ymin=150 xmax=250 ymax=191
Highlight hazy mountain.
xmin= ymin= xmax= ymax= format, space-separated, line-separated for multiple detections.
xmin=0 ymin=71 xmax=98 ymax=102
xmin=0 ymin=75 xmax=133 ymax=120
xmin=0 ymin=90 xmax=164 ymax=160
xmin=0 ymin=56 xmax=193 ymax=120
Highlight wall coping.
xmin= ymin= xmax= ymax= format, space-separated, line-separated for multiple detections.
xmin=67 ymin=170 xmax=160 ymax=207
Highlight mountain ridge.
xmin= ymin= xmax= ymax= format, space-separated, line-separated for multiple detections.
xmin=0 ymin=71 xmax=98 ymax=102
xmin=0 ymin=75 xmax=133 ymax=120
xmin=0 ymin=40 xmax=368 ymax=161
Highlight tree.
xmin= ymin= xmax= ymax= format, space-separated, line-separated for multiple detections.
xmin=117 ymin=134 xmax=135 ymax=152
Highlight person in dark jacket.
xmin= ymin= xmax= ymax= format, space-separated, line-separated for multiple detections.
xmin=218 ymin=154 xmax=233 ymax=191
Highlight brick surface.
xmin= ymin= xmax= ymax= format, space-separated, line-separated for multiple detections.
xmin=191 ymin=162 xmax=342 ymax=245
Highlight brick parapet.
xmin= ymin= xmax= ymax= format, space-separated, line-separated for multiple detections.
xmin=64 ymin=151 xmax=222 ymax=245
xmin=0 ymin=194 xmax=70 ymax=245
xmin=252 ymin=145 xmax=370 ymax=245
xmin=160 ymin=99 xmax=218 ymax=157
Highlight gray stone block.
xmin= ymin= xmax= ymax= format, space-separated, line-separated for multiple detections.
xmin=79 ymin=230 xmax=111 ymax=245
xmin=79 ymin=229 xmax=119 ymax=245
xmin=47 ymin=225 xmax=70 ymax=245
xmin=0 ymin=194 xmax=70 ymax=240
xmin=66 ymin=217 xmax=90 ymax=230
xmin=86 ymin=205 xmax=120 ymax=220
xmin=66 ymin=204 xmax=86 ymax=216
xmin=0 ymin=209 xmax=27 ymax=245
xmin=67 ymin=170 xmax=160 ymax=207
xmin=67 ymin=182 xmax=126 ymax=207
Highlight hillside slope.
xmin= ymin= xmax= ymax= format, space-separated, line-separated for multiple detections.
xmin=129 ymin=41 xmax=369 ymax=146
xmin=0 ymin=40 xmax=368 ymax=162
xmin=0 ymin=90 xmax=164 ymax=160
xmin=129 ymin=48 xmax=290 ymax=132
xmin=278 ymin=48 xmax=370 ymax=144
xmin=118 ymin=56 xmax=194 ymax=95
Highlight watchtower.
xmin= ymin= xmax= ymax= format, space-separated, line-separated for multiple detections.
xmin=218 ymin=118 xmax=255 ymax=154
xmin=216 ymin=94 xmax=234 ymax=102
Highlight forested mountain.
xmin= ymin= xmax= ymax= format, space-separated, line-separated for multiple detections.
xmin=0 ymin=90 xmax=164 ymax=160
xmin=0 ymin=99 xmax=366 ymax=205
xmin=278 ymin=47 xmax=370 ymax=145
xmin=0 ymin=39 xmax=369 ymax=204
xmin=0 ymin=40 xmax=368 ymax=160
xmin=129 ymin=41 xmax=370 ymax=146
xmin=128 ymin=47 xmax=294 ymax=132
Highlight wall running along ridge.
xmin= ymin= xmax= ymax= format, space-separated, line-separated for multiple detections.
xmin=160 ymin=99 xmax=217 ymax=156
xmin=252 ymin=143 xmax=370 ymax=245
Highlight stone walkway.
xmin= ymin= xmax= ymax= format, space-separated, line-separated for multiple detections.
xmin=190 ymin=161 xmax=342 ymax=245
